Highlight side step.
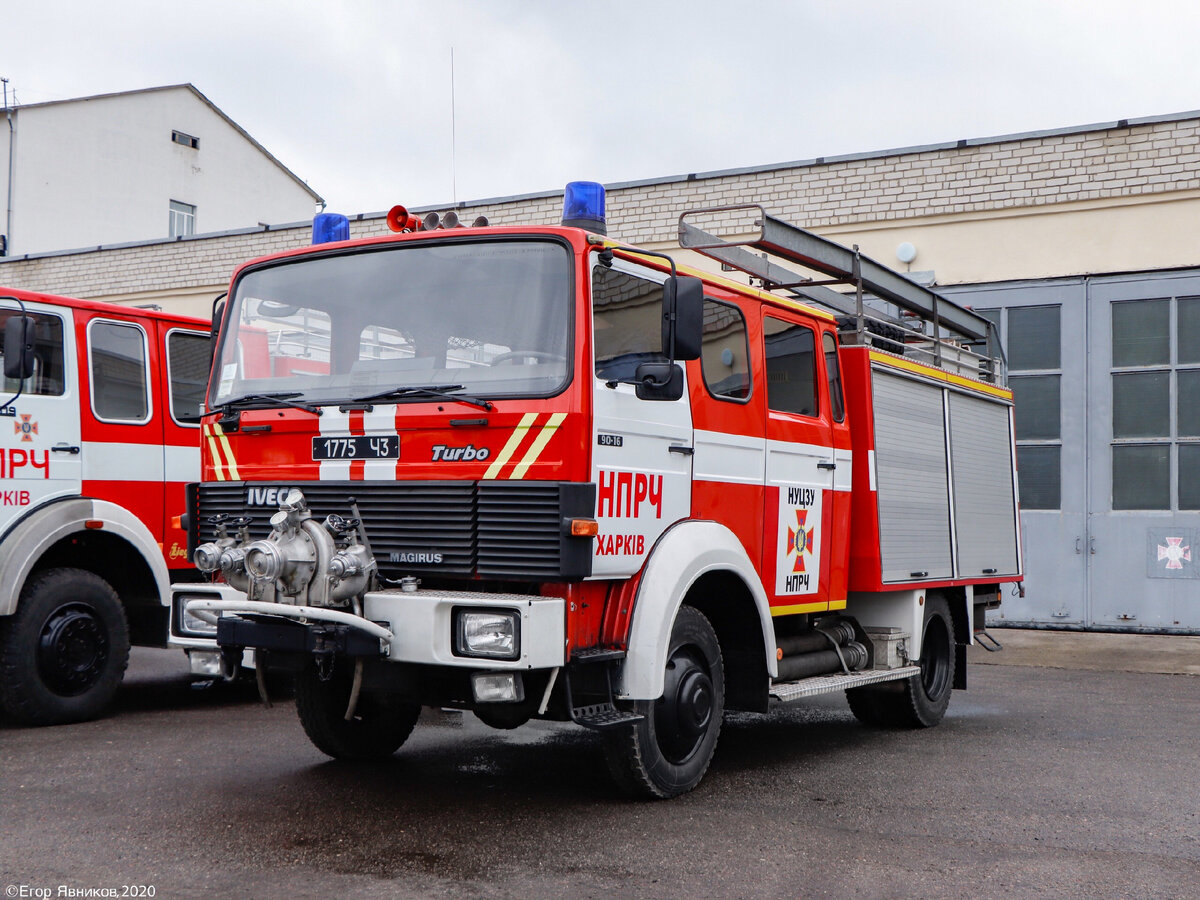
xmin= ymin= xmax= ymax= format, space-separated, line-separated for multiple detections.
xmin=571 ymin=702 xmax=644 ymax=729
xmin=770 ymin=665 xmax=920 ymax=703
xmin=566 ymin=647 xmax=645 ymax=730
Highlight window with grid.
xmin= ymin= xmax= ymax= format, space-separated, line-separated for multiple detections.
xmin=1110 ymin=297 xmax=1200 ymax=510
xmin=169 ymin=200 xmax=195 ymax=238
xmin=981 ymin=305 xmax=1061 ymax=510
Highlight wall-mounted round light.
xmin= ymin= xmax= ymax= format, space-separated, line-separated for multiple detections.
xmin=896 ymin=242 xmax=917 ymax=264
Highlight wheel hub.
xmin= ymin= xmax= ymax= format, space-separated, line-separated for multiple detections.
xmin=655 ymin=648 xmax=713 ymax=764
xmin=37 ymin=605 xmax=109 ymax=696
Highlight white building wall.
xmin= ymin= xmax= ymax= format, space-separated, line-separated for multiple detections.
xmin=1 ymin=86 xmax=320 ymax=257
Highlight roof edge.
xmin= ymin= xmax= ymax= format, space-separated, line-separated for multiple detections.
xmin=7 ymin=83 xmax=323 ymax=205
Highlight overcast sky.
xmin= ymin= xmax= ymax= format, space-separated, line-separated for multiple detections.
xmin=5 ymin=1 xmax=1200 ymax=217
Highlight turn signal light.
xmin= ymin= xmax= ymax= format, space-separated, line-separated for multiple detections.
xmin=84 ymin=520 xmax=104 ymax=530
xmin=568 ymin=518 xmax=599 ymax=537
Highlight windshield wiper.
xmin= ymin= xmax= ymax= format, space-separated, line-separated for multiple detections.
xmin=352 ymin=384 xmax=494 ymax=411
xmin=212 ymin=391 xmax=323 ymax=415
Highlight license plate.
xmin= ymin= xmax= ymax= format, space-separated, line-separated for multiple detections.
xmin=311 ymin=435 xmax=400 ymax=460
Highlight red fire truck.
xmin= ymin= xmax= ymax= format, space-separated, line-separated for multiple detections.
xmin=0 ymin=289 xmax=210 ymax=725
xmin=175 ymin=186 xmax=1019 ymax=797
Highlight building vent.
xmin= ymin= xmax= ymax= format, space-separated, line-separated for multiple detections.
xmin=171 ymin=130 xmax=199 ymax=150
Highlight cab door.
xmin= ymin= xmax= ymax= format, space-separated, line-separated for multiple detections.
xmin=0 ymin=298 xmax=80 ymax=534
xmin=759 ymin=312 xmax=835 ymax=613
xmin=79 ymin=314 xmax=165 ymax=546
xmin=158 ymin=324 xmax=210 ymax=568
xmin=589 ymin=255 xmax=693 ymax=577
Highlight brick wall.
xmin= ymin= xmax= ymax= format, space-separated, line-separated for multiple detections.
xmin=3 ymin=113 xmax=1198 ymax=301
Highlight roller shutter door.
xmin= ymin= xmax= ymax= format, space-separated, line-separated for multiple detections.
xmin=872 ymin=371 xmax=953 ymax=582
xmin=949 ymin=392 xmax=1020 ymax=577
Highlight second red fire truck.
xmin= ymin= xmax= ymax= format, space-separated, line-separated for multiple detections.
xmin=0 ymin=289 xmax=210 ymax=725
xmin=174 ymin=185 xmax=1019 ymax=797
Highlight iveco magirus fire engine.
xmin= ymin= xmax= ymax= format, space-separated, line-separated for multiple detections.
xmin=0 ymin=289 xmax=210 ymax=725
xmin=173 ymin=183 xmax=1019 ymax=798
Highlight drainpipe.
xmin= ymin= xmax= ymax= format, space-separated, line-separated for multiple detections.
xmin=3 ymin=78 xmax=13 ymax=255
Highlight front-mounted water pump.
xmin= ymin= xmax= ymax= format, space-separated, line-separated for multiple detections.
xmin=193 ymin=490 xmax=376 ymax=608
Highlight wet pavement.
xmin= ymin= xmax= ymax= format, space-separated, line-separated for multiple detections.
xmin=2 ymin=644 xmax=1199 ymax=898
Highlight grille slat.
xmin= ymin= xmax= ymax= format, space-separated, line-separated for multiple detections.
xmin=196 ymin=479 xmax=584 ymax=580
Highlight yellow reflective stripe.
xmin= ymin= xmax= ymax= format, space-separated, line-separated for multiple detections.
xmin=203 ymin=424 xmax=226 ymax=482
xmin=869 ymin=350 xmax=1013 ymax=400
xmin=770 ymin=600 xmax=830 ymax=615
xmin=213 ymin=423 xmax=240 ymax=481
xmin=483 ymin=413 xmax=539 ymax=479
xmin=509 ymin=412 xmax=566 ymax=479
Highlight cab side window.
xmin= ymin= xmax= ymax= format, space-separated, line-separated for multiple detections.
xmin=90 ymin=321 xmax=150 ymax=422
xmin=701 ymin=298 xmax=750 ymax=401
xmin=0 ymin=310 xmax=65 ymax=396
xmin=823 ymin=331 xmax=845 ymax=423
xmin=764 ymin=316 xmax=818 ymax=417
xmin=592 ymin=264 xmax=664 ymax=380
xmin=167 ymin=331 xmax=212 ymax=423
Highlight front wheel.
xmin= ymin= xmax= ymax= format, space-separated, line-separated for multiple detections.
xmin=0 ymin=568 xmax=130 ymax=726
xmin=294 ymin=659 xmax=421 ymax=760
xmin=846 ymin=594 xmax=956 ymax=728
xmin=604 ymin=606 xmax=725 ymax=799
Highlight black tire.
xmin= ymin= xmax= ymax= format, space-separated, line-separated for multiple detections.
xmin=0 ymin=568 xmax=130 ymax=726
xmin=294 ymin=658 xmax=420 ymax=761
xmin=846 ymin=594 xmax=956 ymax=729
xmin=604 ymin=606 xmax=725 ymax=799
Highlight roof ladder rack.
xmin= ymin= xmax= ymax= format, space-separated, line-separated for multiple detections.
xmin=678 ymin=205 xmax=1006 ymax=380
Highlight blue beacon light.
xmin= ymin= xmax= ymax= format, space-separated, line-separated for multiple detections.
xmin=312 ymin=212 xmax=350 ymax=245
xmin=561 ymin=181 xmax=607 ymax=235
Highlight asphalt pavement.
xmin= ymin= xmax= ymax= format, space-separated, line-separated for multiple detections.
xmin=2 ymin=630 xmax=1199 ymax=899
xmin=970 ymin=626 xmax=1200 ymax=676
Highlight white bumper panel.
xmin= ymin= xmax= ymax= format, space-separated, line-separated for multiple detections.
xmin=169 ymin=582 xmax=240 ymax=649
xmin=365 ymin=589 xmax=566 ymax=670
xmin=171 ymin=583 xmax=566 ymax=670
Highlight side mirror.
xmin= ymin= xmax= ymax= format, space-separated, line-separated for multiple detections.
xmin=662 ymin=275 xmax=703 ymax=362
xmin=4 ymin=315 xmax=36 ymax=381
xmin=634 ymin=361 xmax=684 ymax=401
xmin=211 ymin=299 xmax=225 ymax=343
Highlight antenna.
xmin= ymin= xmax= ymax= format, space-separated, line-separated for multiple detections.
xmin=450 ymin=47 xmax=457 ymax=205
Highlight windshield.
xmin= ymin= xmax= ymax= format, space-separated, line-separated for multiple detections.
xmin=209 ymin=239 xmax=573 ymax=407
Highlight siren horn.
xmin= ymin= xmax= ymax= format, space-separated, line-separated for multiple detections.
xmin=386 ymin=205 xmax=422 ymax=233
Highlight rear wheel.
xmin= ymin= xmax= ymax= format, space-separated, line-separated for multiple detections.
xmin=604 ymin=606 xmax=724 ymax=799
xmin=0 ymin=568 xmax=130 ymax=726
xmin=846 ymin=594 xmax=956 ymax=729
xmin=294 ymin=658 xmax=421 ymax=760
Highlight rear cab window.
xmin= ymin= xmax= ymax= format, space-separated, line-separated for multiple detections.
xmin=88 ymin=319 xmax=151 ymax=423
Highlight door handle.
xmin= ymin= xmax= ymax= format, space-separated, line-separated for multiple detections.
xmin=1075 ymin=537 xmax=1081 ymax=554
xmin=1089 ymin=537 xmax=1096 ymax=556
xmin=817 ymin=461 xmax=837 ymax=470
xmin=668 ymin=445 xmax=694 ymax=456
xmin=51 ymin=443 xmax=80 ymax=454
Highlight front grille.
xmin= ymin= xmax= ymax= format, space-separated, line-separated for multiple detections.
xmin=192 ymin=480 xmax=594 ymax=582
xmin=478 ymin=482 xmax=564 ymax=577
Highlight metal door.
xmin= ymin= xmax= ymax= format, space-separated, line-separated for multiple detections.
xmin=943 ymin=279 xmax=1087 ymax=625
xmin=1085 ymin=272 xmax=1200 ymax=631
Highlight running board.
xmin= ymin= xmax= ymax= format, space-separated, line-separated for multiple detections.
xmin=769 ymin=665 xmax=920 ymax=703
